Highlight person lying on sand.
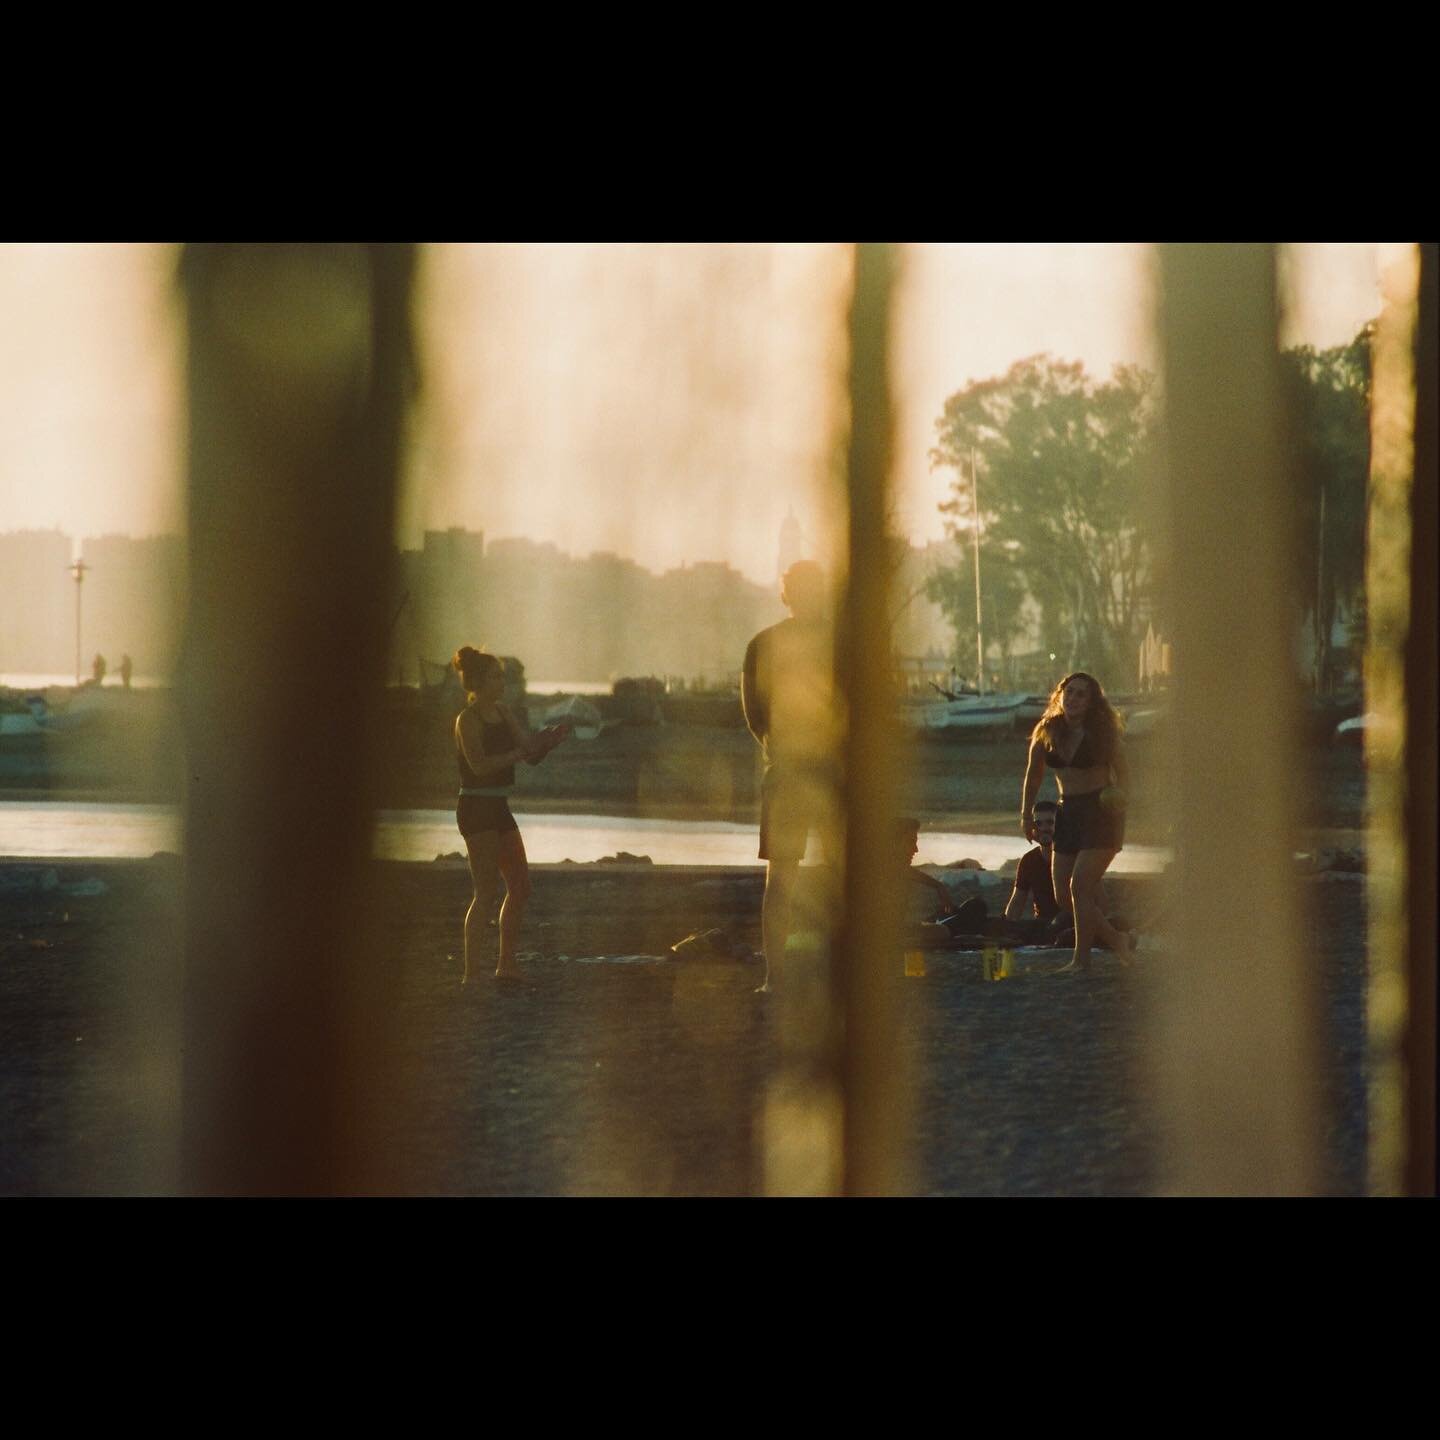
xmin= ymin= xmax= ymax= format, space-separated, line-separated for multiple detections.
xmin=898 ymin=818 xmax=960 ymax=934
xmin=898 ymin=819 xmax=1034 ymax=948
xmin=900 ymin=818 xmax=1121 ymax=951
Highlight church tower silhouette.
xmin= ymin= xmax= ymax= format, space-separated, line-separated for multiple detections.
xmin=776 ymin=505 xmax=803 ymax=579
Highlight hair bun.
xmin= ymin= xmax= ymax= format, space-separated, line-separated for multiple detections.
xmin=453 ymin=646 xmax=501 ymax=694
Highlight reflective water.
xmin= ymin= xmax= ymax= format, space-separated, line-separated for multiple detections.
xmin=525 ymin=681 xmax=616 ymax=696
xmin=0 ymin=800 xmax=1171 ymax=872
xmin=0 ymin=802 xmax=181 ymax=857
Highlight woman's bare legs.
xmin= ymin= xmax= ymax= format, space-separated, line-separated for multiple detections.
xmin=1092 ymin=898 xmax=1133 ymax=962
xmin=462 ymin=831 xmax=500 ymax=985
xmin=495 ymin=828 xmax=532 ymax=978
xmin=1051 ymin=850 xmax=1076 ymax=936
xmin=1059 ymin=848 xmax=1129 ymax=972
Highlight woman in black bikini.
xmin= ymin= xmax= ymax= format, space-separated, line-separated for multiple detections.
xmin=1020 ymin=671 xmax=1133 ymax=971
xmin=452 ymin=647 xmax=568 ymax=983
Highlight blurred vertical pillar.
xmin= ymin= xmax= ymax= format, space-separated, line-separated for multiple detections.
xmin=1408 ymin=245 xmax=1437 ymax=1197
xmin=837 ymin=242 xmax=909 ymax=1196
xmin=179 ymin=244 xmax=413 ymax=1194
xmin=1156 ymin=244 xmax=1320 ymax=1194
xmin=1364 ymin=243 xmax=1435 ymax=1196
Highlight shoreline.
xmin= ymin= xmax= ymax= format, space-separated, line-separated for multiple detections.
xmin=0 ymin=850 xmax=1366 ymax=901
xmin=1 ymin=705 xmax=1371 ymax=840
xmin=0 ymin=783 xmax=1370 ymax=866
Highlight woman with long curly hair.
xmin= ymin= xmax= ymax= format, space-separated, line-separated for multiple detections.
xmin=1020 ymin=671 xmax=1133 ymax=972
xmin=452 ymin=646 xmax=568 ymax=983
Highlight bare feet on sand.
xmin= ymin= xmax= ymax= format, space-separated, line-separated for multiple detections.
xmin=455 ymin=954 xmax=528 ymax=986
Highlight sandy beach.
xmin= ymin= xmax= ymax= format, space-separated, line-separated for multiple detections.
xmin=0 ymin=690 xmax=1373 ymax=1195
xmin=0 ymin=855 xmax=1368 ymax=1196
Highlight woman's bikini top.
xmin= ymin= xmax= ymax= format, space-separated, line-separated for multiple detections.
xmin=457 ymin=711 xmax=515 ymax=789
xmin=1043 ymin=727 xmax=1104 ymax=770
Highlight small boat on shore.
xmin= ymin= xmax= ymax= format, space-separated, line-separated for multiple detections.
xmin=915 ymin=696 xmax=1025 ymax=731
xmin=0 ymin=694 xmax=98 ymax=737
xmin=911 ymin=690 xmax=1174 ymax=739
xmin=1121 ymin=706 xmax=1166 ymax=739
xmin=906 ymin=691 xmax=1047 ymax=733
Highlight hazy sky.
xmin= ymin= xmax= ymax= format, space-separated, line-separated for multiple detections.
xmin=0 ymin=243 xmax=181 ymax=545
xmin=0 ymin=242 xmax=1390 ymax=585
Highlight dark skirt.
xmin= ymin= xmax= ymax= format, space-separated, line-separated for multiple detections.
xmin=1054 ymin=789 xmax=1124 ymax=855
xmin=457 ymin=794 xmax=519 ymax=838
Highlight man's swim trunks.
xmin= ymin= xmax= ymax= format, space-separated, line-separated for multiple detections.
xmin=759 ymin=762 xmax=838 ymax=862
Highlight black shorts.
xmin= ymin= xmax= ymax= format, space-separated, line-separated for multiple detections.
xmin=1054 ymin=789 xmax=1124 ymax=855
xmin=759 ymin=763 xmax=838 ymax=863
xmin=457 ymin=795 xmax=519 ymax=838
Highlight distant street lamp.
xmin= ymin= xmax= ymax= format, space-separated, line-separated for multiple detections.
xmin=68 ymin=557 xmax=89 ymax=685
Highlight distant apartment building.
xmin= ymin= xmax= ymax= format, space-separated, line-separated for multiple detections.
xmin=388 ymin=526 xmax=489 ymax=681
xmin=479 ymin=536 xmax=567 ymax=670
xmin=0 ymin=528 xmax=74 ymax=674
xmin=418 ymin=527 xmax=485 ymax=661
xmin=656 ymin=560 xmax=780 ymax=683
xmin=388 ymin=527 xmax=786 ymax=686
xmin=567 ymin=551 xmax=652 ymax=679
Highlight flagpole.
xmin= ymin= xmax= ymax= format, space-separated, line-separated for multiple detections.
xmin=69 ymin=557 xmax=89 ymax=685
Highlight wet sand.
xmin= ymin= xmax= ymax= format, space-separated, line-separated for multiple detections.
xmin=0 ymin=858 xmax=1368 ymax=1196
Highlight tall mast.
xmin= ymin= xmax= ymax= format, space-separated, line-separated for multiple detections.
xmin=1315 ymin=484 xmax=1326 ymax=693
xmin=971 ymin=448 xmax=984 ymax=695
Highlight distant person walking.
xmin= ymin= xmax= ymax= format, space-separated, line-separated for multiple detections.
xmin=119 ymin=654 xmax=133 ymax=690
xmin=1020 ymin=672 xmax=1133 ymax=971
xmin=91 ymin=653 xmax=107 ymax=687
xmin=742 ymin=560 xmax=840 ymax=993
xmin=452 ymin=646 xmax=569 ymax=983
